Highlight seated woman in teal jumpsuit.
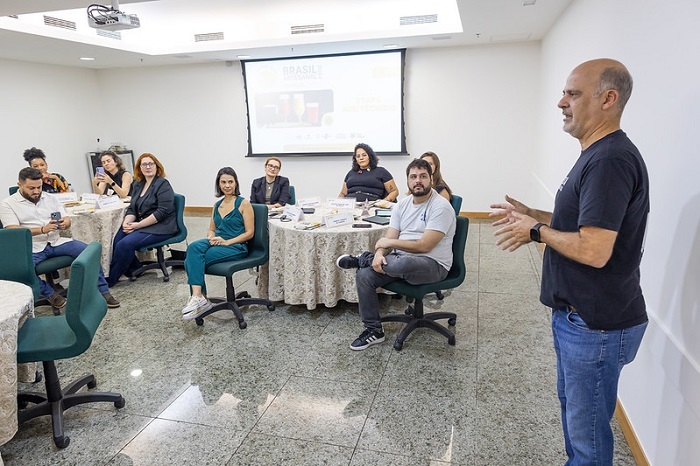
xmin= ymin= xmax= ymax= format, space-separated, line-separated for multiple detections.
xmin=181 ymin=167 xmax=254 ymax=320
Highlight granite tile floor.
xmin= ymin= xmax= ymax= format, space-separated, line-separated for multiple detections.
xmin=0 ymin=217 xmax=637 ymax=466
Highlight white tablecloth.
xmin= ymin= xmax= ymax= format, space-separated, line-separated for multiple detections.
xmin=0 ymin=280 xmax=34 ymax=451
xmin=257 ymin=211 xmax=388 ymax=309
xmin=63 ymin=202 xmax=128 ymax=275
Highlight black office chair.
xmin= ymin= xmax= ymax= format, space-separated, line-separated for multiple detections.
xmin=9 ymin=185 xmax=19 ymax=195
xmin=288 ymin=185 xmax=296 ymax=205
xmin=16 ymin=242 xmax=125 ymax=448
xmin=381 ymin=216 xmax=469 ymax=350
xmin=195 ymin=203 xmax=275 ymax=329
xmin=130 ymin=193 xmax=188 ymax=282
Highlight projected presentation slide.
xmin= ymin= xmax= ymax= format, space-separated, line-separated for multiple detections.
xmin=242 ymin=50 xmax=405 ymax=156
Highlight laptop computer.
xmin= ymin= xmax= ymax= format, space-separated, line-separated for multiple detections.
xmin=363 ymin=215 xmax=390 ymax=225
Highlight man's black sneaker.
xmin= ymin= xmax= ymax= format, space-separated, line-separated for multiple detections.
xmin=350 ymin=328 xmax=385 ymax=351
xmin=336 ymin=254 xmax=360 ymax=269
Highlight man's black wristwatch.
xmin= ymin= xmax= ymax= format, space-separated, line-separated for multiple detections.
xmin=530 ymin=223 xmax=545 ymax=243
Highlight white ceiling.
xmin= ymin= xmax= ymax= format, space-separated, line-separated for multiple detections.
xmin=0 ymin=0 xmax=572 ymax=69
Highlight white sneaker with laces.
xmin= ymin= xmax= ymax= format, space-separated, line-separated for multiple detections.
xmin=182 ymin=297 xmax=213 ymax=321
xmin=182 ymin=295 xmax=206 ymax=315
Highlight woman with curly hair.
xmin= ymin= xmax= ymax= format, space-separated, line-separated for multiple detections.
xmin=23 ymin=147 xmax=70 ymax=193
xmin=338 ymin=143 xmax=398 ymax=202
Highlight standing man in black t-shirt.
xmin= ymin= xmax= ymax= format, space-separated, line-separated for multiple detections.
xmin=490 ymin=59 xmax=649 ymax=465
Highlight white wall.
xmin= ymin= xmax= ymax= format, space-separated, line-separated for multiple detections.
xmin=0 ymin=59 xmax=101 ymax=194
xmin=90 ymin=42 xmax=540 ymax=209
xmin=536 ymin=1 xmax=700 ymax=464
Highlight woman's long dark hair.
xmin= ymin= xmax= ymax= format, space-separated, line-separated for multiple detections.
xmin=214 ymin=166 xmax=241 ymax=197
xmin=351 ymin=143 xmax=379 ymax=171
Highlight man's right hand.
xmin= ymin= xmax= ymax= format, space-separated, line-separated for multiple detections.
xmin=372 ymin=251 xmax=387 ymax=274
xmin=489 ymin=195 xmax=530 ymax=227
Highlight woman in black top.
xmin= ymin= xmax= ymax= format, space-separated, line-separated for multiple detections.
xmin=107 ymin=153 xmax=177 ymax=286
xmin=250 ymin=157 xmax=291 ymax=207
xmin=92 ymin=151 xmax=133 ymax=198
xmin=420 ymin=151 xmax=452 ymax=201
xmin=338 ymin=143 xmax=398 ymax=202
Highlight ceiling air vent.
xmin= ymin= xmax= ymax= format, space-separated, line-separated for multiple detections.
xmin=291 ymin=24 xmax=324 ymax=35
xmin=400 ymin=14 xmax=437 ymax=26
xmin=96 ymin=29 xmax=122 ymax=40
xmin=43 ymin=15 xmax=77 ymax=31
xmin=7 ymin=15 xmax=18 ymax=19
xmin=195 ymin=32 xmax=224 ymax=42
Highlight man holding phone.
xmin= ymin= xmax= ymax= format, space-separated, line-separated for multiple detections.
xmin=1 ymin=167 xmax=120 ymax=309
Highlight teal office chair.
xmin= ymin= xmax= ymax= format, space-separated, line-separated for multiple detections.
xmin=131 ymin=193 xmax=188 ymax=282
xmin=195 ymin=203 xmax=275 ymax=328
xmin=450 ymin=194 xmax=462 ymax=216
xmin=16 ymin=242 xmax=125 ymax=448
xmin=433 ymin=193 xmax=463 ymax=300
xmin=288 ymin=185 xmax=296 ymax=205
xmin=9 ymin=185 xmax=19 ymax=195
xmin=0 ymin=227 xmax=73 ymax=315
xmin=381 ymin=216 xmax=469 ymax=350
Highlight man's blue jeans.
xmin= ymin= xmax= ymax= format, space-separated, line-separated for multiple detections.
xmin=356 ymin=252 xmax=448 ymax=332
xmin=32 ymin=240 xmax=110 ymax=296
xmin=551 ymin=308 xmax=647 ymax=466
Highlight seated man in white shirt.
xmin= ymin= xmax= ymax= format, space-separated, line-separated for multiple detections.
xmin=0 ymin=167 xmax=120 ymax=309
xmin=336 ymin=158 xmax=456 ymax=350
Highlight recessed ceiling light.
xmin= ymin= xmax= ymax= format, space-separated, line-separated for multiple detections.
xmin=80 ymin=57 xmax=95 ymax=61
xmin=383 ymin=44 xmax=399 ymax=49
xmin=237 ymin=55 xmax=251 ymax=59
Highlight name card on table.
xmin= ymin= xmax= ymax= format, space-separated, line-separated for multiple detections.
xmin=97 ymin=195 xmax=122 ymax=209
xmin=298 ymin=197 xmax=321 ymax=207
xmin=281 ymin=206 xmax=304 ymax=222
xmin=54 ymin=192 xmax=78 ymax=203
xmin=326 ymin=198 xmax=355 ymax=210
xmin=324 ymin=212 xmax=354 ymax=228
xmin=81 ymin=193 xmax=100 ymax=205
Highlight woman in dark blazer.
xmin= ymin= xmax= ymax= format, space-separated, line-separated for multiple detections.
xmin=250 ymin=157 xmax=291 ymax=207
xmin=107 ymin=152 xmax=178 ymax=286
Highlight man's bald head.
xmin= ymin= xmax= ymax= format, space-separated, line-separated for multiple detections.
xmin=575 ymin=59 xmax=633 ymax=114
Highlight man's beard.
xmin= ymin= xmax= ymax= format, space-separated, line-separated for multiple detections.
xmin=20 ymin=189 xmax=40 ymax=204
xmin=410 ymin=184 xmax=430 ymax=197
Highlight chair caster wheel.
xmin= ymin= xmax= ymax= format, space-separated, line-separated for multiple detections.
xmin=163 ymin=276 xmax=170 ymax=282
xmin=404 ymin=307 xmax=413 ymax=316
xmin=242 ymin=291 xmax=251 ymax=298
xmin=436 ymin=291 xmax=445 ymax=300
xmin=195 ymin=318 xmax=204 ymax=326
xmin=239 ymin=321 xmax=247 ymax=329
xmin=54 ymin=435 xmax=70 ymax=448
xmin=129 ymin=275 xmax=137 ymax=282
xmin=448 ymin=336 xmax=456 ymax=346
xmin=448 ymin=318 xmax=456 ymax=326
xmin=52 ymin=308 xmax=61 ymax=316
xmin=115 ymin=396 xmax=126 ymax=409
xmin=18 ymin=401 xmax=28 ymax=409
xmin=267 ymin=305 xmax=275 ymax=312
xmin=87 ymin=379 xmax=97 ymax=389
xmin=393 ymin=341 xmax=403 ymax=351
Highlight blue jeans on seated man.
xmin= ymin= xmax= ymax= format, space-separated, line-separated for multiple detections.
xmin=107 ymin=229 xmax=172 ymax=287
xmin=32 ymin=240 xmax=110 ymax=297
xmin=355 ymin=251 xmax=449 ymax=332
xmin=551 ymin=308 xmax=647 ymax=466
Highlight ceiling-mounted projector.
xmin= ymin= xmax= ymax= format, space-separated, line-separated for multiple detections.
xmin=87 ymin=1 xmax=140 ymax=31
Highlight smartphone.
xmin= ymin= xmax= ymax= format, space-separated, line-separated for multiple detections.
xmin=352 ymin=223 xmax=372 ymax=228
xmin=96 ymin=167 xmax=105 ymax=176
xmin=50 ymin=211 xmax=62 ymax=222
